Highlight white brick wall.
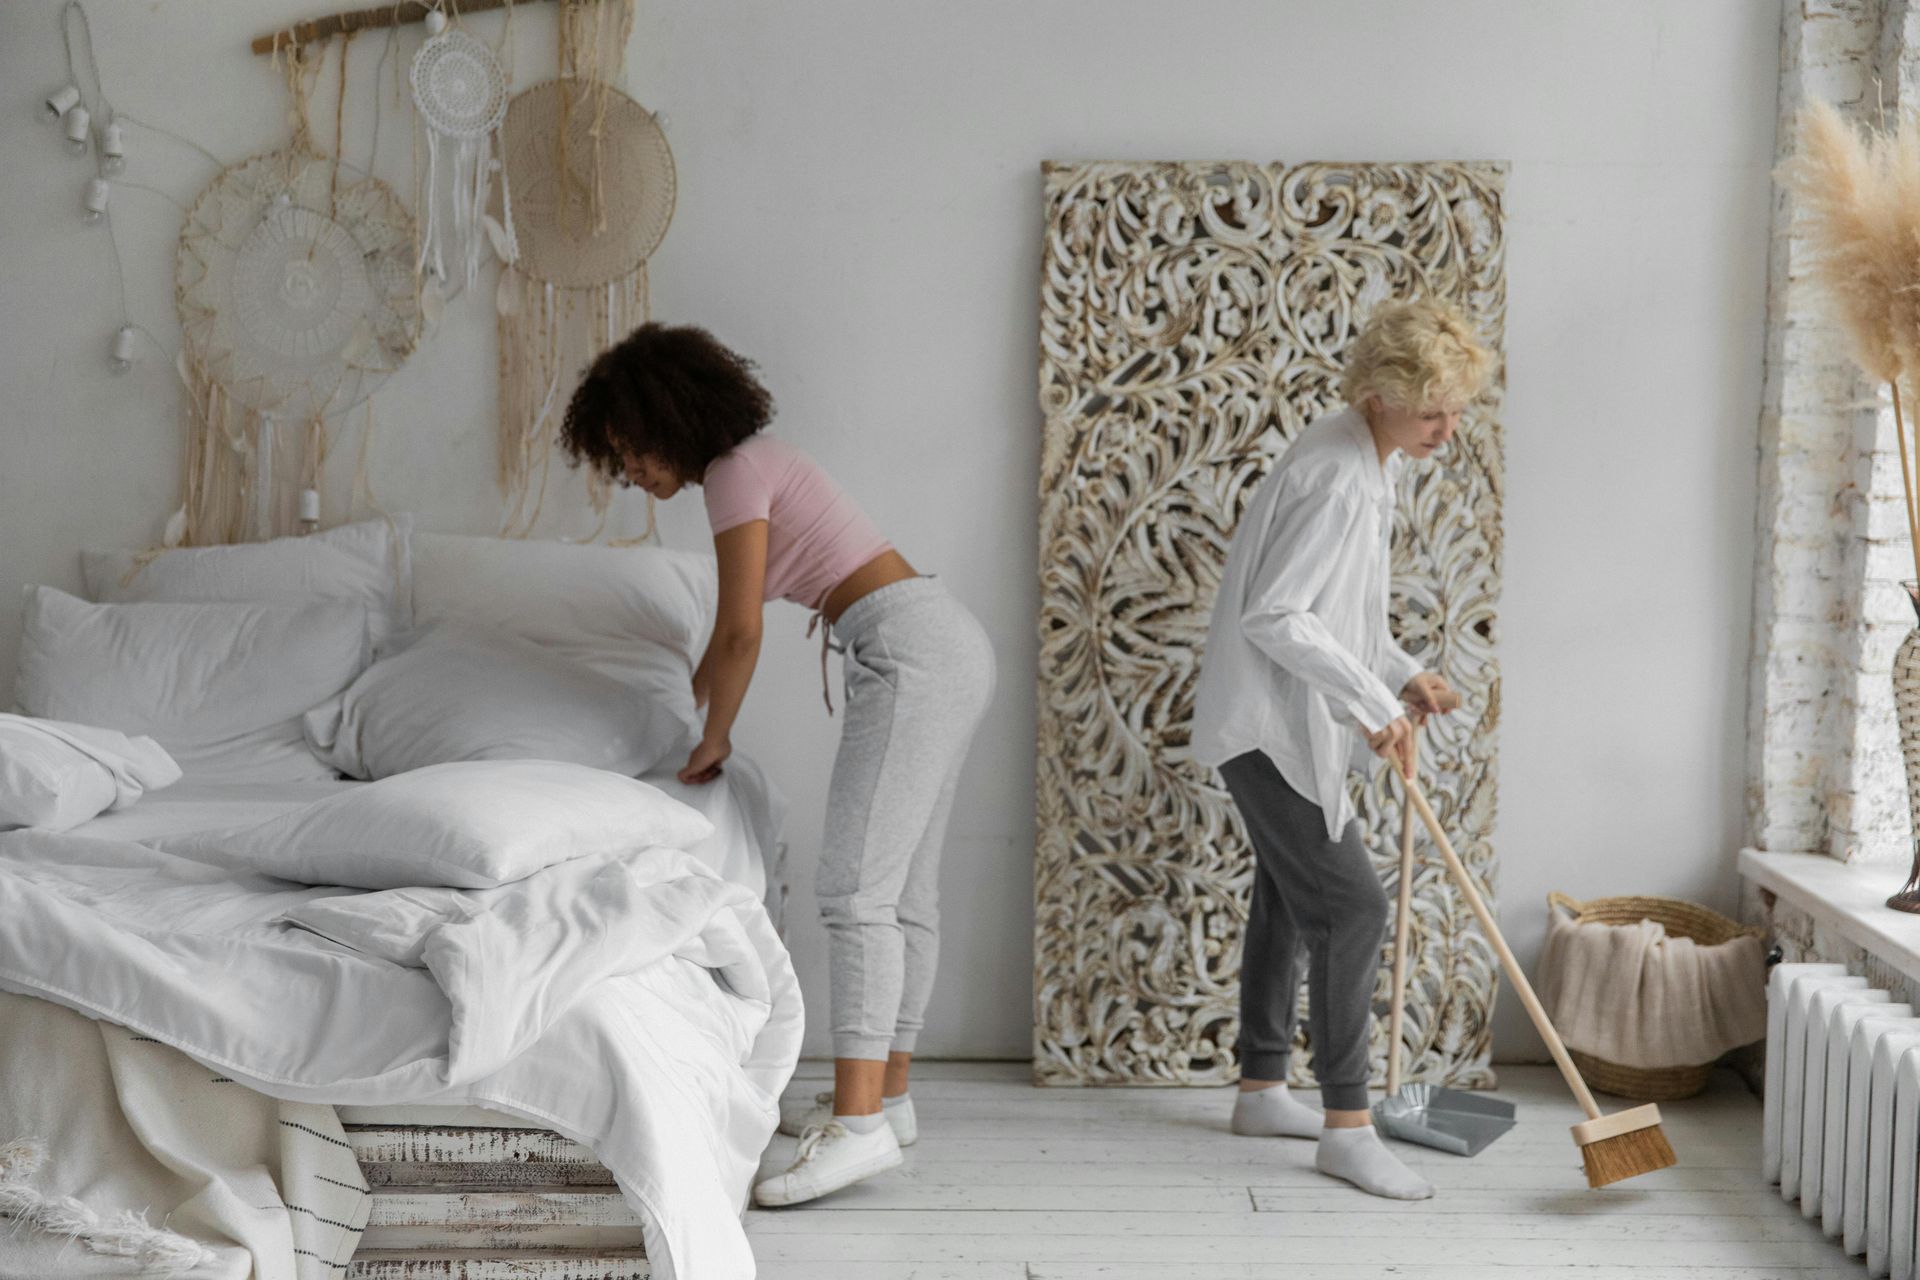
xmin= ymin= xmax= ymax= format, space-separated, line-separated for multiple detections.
xmin=1752 ymin=0 xmax=1920 ymax=865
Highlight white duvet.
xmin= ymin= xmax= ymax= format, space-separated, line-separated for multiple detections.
xmin=0 ymin=827 xmax=803 ymax=1279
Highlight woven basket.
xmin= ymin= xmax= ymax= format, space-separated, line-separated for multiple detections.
xmin=1547 ymin=892 xmax=1766 ymax=1102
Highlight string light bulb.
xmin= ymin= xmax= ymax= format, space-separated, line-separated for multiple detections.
xmin=100 ymin=118 xmax=125 ymax=175
xmin=81 ymin=176 xmax=109 ymax=224
xmin=43 ymin=84 xmax=80 ymax=123
xmin=109 ymin=325 xmax=135 ymax=373
xmin=62 ymin=104 xmax=91 ymax=155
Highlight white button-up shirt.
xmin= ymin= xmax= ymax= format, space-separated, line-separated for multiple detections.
xmin=1191 ymin=407 xmax=1423 ymax=839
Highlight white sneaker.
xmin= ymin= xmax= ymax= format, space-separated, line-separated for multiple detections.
xmin=884 ymin=1096 xmax=918 ymax=1147
xmin=778 ymin=1091 xmax=919 ymax=1146
xmin=753 ymin=1121 xmax=904 ymax=1207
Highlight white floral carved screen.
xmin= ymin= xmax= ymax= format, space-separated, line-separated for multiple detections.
xmin=1034 ymin=161 xmax=1507 ymax=1088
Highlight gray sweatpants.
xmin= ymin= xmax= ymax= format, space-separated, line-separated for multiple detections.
xmin=820 ymin=577 xmax=995 ymax=1061
xmin=1220 ymin=750 xmax=1389 ymax=1111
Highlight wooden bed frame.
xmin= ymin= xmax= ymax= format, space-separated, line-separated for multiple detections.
xmin=345 ymin=1110 xmax=649 ymax=1279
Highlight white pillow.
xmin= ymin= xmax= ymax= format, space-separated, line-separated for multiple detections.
xmin=157 ymin=759 xmax=715 ymax=889
xmin=0 ymin=713 xmax=182 ymax=831
xmin=82 ymin=517 xmax=411 ymax=647
xmin=12 ymin=586 xmax=370 ymax=784
xmin=410 ymin=534 xmax=714 ymax=730
xmin=305 ymin=621 xmax=692 ymax=780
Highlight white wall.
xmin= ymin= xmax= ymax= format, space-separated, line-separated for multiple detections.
xmin=0 ymin=0 xmax=1776 ymax=1062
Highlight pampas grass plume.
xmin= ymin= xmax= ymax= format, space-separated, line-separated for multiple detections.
xmin=1778 ymin=98 xmax=1920 ymax=385
xmin=1780 ymin=98 xmax=1920 ymax=588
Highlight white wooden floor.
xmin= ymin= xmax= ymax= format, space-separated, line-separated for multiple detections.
xmin=747 ymin=1061 xmax=1862 ymax=1280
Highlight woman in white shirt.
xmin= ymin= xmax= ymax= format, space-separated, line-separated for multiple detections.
xmin=1191 ymin=298 xmax=1493 ymax=1200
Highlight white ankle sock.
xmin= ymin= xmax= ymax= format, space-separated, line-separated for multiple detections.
xmin=835 ymin=1110 xmax=886 ymax=1135
xmin=1315 ymin=1124 xmax=1434 ymax=1200
xmin=1230 ymin=1083 xmax=1322 ymax=1138
xmin=882 ymin=1093 xmax=910 ymax=1109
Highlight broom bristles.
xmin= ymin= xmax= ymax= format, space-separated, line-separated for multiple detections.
xmin=1580 ymin=1122 xmax=1678 ymax=1188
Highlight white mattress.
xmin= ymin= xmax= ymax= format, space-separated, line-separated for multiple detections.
xmin=70 ymin=758 xmax=788 ymax=1133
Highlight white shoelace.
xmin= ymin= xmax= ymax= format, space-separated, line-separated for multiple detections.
xmin=792 ymin=1121 xmax=847 ymax=1168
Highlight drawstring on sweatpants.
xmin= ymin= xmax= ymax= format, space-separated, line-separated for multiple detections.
xmin=806 ymin=608 xmax=841 ymax=715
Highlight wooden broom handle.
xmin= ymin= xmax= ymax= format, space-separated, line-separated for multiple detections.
xmin=1400 ymin=772 xmax=1604 ymax=1122
xmin=1385 ymin=736 xmax=1417 ymax=1097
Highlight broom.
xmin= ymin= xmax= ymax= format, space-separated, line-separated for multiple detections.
xmin=1398 ymin=772 xmax=1678 ymax=1187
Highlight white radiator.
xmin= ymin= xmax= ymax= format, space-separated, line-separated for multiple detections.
xmin=1767 ymin=961 xmax=1920 ymax=1278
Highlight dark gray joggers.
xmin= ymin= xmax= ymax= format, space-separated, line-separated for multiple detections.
xmin=1220 ymin=749 xmax=1390 ymax=1112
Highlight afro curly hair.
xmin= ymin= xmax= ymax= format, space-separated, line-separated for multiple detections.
xmin=561 ymin=323 xmax=775 ymax=486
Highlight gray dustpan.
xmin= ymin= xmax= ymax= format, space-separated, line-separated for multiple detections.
xmin=1375 ymin=1082 xmax=1516 ymax=1156
xmin=1373 ymin=736 xmax=1517 ymax=1157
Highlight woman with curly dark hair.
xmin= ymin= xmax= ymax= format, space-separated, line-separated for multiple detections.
xmin=563 ymin=322 xmax=996 ymax=1208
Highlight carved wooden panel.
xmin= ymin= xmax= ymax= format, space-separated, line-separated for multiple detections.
xmin=1034 ymin=161 xmax=1506 ymax=1087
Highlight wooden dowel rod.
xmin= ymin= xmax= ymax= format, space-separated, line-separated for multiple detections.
xmin=251 ymin=0 xmax=557 ymax=56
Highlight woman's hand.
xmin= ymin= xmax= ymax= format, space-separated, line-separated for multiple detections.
xmin=679 ymin=735 xmax=731 ymax=785
xmin=1367 ymin=715 xmax=1417 ymax=779
xmin=1400 ymin=672 xmax=1460 ymax=723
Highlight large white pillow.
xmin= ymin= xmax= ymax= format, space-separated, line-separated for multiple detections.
xmin=82 ymin=517 xmax=411 ymax=647
xmin=305 ymin=621 xmax=692 ymax=780
xmin=12 ymin=586 xmax=370 ymax=783
xmin=157 ymin=759 xmax=715 ymax=889
xmin=410 ymin=535 xmax=714 ymax=730
xmin=0 ymin=713 xmax=182 ymax=831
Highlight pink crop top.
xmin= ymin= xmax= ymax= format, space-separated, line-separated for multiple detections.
xmin=702 ymin=436 xmax=893 ymax=608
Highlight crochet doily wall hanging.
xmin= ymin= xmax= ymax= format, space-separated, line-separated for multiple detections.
xmin=174 ymin=148 xmax=419 ymax=545
xmin=500 ymin=77 xmax=673 ymax=285
xmin=494 ymin=75 xmax=675 ymax=537
xmin=410 ymin=10 xmax=515 ymax=291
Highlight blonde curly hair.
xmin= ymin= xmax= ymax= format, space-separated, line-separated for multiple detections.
xmin=1340 ymin=298 xmax=1494 ymax=412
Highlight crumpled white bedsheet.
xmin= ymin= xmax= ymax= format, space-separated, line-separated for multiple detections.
xmin=0 ymin=830 xmax=803 ymax=1280
xmin=0 ymin=711 xmax=181 ymax=832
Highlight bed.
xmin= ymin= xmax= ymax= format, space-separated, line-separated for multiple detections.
xmin=0 ymin=521 xmax=800 ymax=1280
xmin=64 ymin=762 xmax=785 ymax=1279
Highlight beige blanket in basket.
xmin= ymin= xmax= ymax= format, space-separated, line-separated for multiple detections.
xmin=1536 ymin=905 xmax=1768 ymax=1069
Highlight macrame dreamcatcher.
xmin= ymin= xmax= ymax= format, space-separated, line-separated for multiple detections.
xmin=410 ymin=7 xmax=516 ymax=292
xmin=493 ymin=0 xmax=672 ymax=539
xmin=495 ymin=76 xmax=673 ymax=537
xmin=174 ymin=148 xmax=419 ymax=546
